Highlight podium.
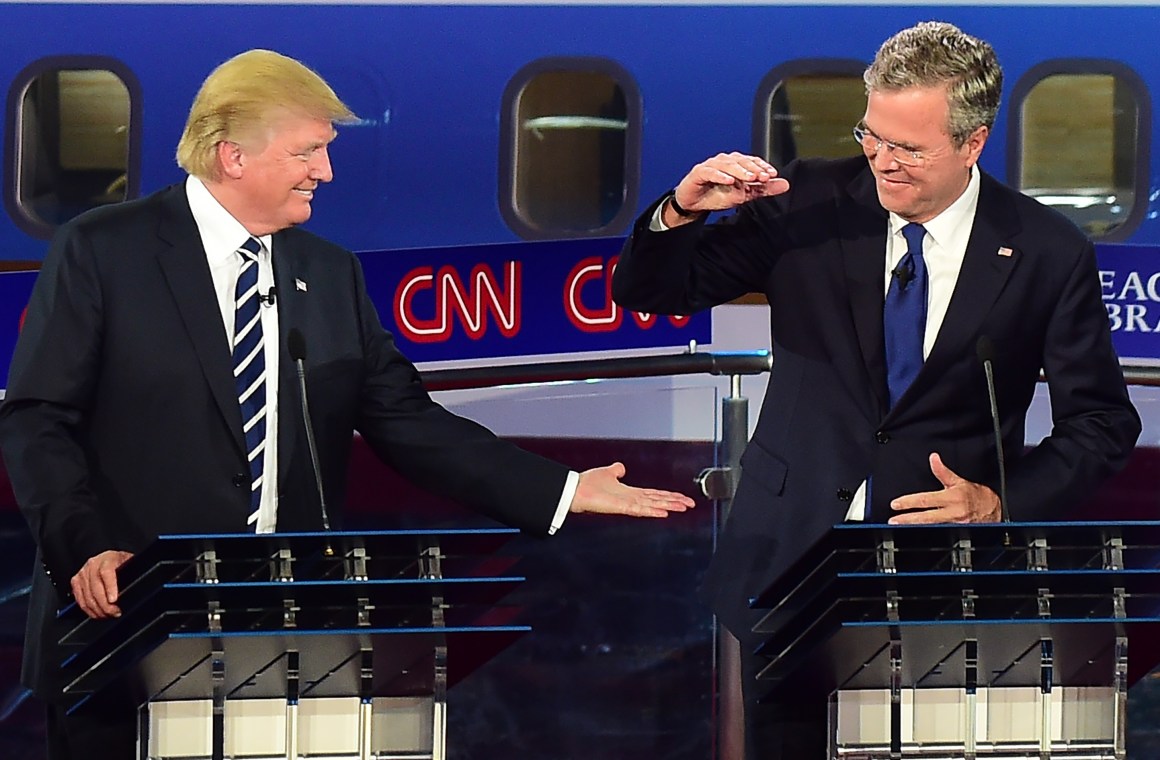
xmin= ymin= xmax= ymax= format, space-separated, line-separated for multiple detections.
xmin=56 ymin=529 xmax=529 ymax=760
xmin=749 ymin=522 xmax=1160 ymax=759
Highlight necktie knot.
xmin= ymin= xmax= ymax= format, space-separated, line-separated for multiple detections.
xmin=901 ymin=223 xmax=925 ymax=259
xmin=894 ymin=223 xmax=926 ymax=289
xmin=238 ymin=236 xmax=262 ymax=262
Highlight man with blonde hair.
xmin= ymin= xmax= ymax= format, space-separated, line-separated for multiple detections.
xmin=614 ymin=21 xmax=1138 ymax=759
xmin=0 ymin=49 xmax=693 ymax=759
xmin=176 ymin=49 xmax=356 ymax=182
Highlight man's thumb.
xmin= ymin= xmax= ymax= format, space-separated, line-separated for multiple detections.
xmin=929 ymin=452 xmax=961 ymax=488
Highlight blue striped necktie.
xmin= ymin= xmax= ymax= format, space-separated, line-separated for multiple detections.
xmin=233 ymin=237 xmax=266 ymax=529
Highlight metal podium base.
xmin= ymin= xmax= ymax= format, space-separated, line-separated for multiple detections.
xmin=147 ymin=696 xmax=437 ymax=760
xmin=833 ymin=687 xmax=1118 ymax=759
xmin=54 ymin=531 xmax=532 ymax=760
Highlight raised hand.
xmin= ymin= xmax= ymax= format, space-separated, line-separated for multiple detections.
xmin=887 ymin=452 xmax=1002 ymax=524
xmin=665 ymin=152 xmax=791 ymax=226
xmin=70 ymin=549 xmax=134 ymax=619
xmin=570 ymin=462 xmax=695 ymax=518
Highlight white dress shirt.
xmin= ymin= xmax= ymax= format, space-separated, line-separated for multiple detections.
xmin=186 ymin=176 xmax=281 ymax=533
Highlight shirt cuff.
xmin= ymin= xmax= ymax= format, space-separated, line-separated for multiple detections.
xmin=548 ymin=470 xmax=580 ymax=535
xmin=649 ymin=202 xmax=672 ymax=232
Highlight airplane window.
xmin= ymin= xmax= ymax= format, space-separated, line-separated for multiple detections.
xmin=501 ymin=60 xmax=640 ymax=239
xmin=753 ymin=62 xmax=867 ymax=167
xmin=1012 ymin=64 xmax=1148 ymax=241
xmin=5 ymin=60 xmax=140 ymax=239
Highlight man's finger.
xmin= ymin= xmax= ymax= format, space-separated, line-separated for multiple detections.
xmin=629 ymin=506 xmax=670 ymax=518
xmin=889 ymin=506 xmax=960 ymax=525
xmin=756 ymin=178 xmax=791 ymax=197
xmin=99 ymin=562 xmax=121 ymax=605
xmin=89 ymin=575 xmax=120 ymax=618
xmin=76 ymin=571 xmax=114 ymax=619
xmin=71 ymin=575 xmax=96 ymax=619
xmin=928 ymin=452 xmax=963 ymax=488
xmin=891 ymin=489 xmax=952 ymax=512
xmin=635 ymin=488 xmax=694 ymax=507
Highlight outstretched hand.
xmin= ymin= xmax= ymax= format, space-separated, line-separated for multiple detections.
xmin=666 ymin=152 xmax=791 ymax=226
xmin=570 ymin=462 xmax=695 ymax=518
xmin=887 ymin=452 xmax=1002 ymax=524
xmin=71 ymin=549 xmax=134 ymax=619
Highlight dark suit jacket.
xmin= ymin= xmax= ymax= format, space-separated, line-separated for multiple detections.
xmin=613 ymin=157 xmax=1140 ymax=647
xmin=0 ymin=183 xmax=569 ymax=695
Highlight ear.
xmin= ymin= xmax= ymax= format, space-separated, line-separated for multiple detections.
xmin=217 ymin=141 xmax=246 ymax=180
xmin=961 ymin=125 xmax=989 ymax=169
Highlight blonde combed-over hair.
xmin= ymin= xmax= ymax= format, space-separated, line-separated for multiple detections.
xmin=176 ymin=49 xmax=356 ymax=180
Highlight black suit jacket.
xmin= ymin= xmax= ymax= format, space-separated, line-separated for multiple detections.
xmin=613 ymin=157 xmax=1140 ymax=647
xmin=0 ymin=183 xmax=569 ymax=695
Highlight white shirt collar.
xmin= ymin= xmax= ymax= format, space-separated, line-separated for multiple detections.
xmin=185 ymin=175 xmax=273 ymax=262
xmin=888 ymin=164 xmax=981 ymax=249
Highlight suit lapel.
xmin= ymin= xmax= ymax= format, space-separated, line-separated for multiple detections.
xmin=839 ymin=167 xmax=891 ymax=418
xmin=904 ymin=172 xmax=1021 ymax=402
xmin=155 ymin=186 xmax=247 ymax=458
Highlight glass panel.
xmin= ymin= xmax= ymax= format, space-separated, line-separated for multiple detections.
xmin=512 ymin=70 xmax=628 ymax=233
xmin=16 ymin=68 xmax=131 ymax=228
xmin=346 ymin=376 xmax=724 ymax=758
xmin=766 ymin=74 xmax=866 ymax=166
xmin=1018 ymin=73 xmax=1139 ymax=239
xmin=1030 ymin=380 xmax=1160 ymax=755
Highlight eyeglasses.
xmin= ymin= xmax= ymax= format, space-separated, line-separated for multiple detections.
xmin=852 ymin=124 xmax=927 ymax=167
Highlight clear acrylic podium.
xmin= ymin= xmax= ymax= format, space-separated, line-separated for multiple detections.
xmin=55 ymin=529 xmax=529 ymax=760
xmin=750 ymin=522 xmax=1160 ymax=759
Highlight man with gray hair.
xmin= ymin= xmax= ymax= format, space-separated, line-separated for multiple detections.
xmin=614 ymin=21 xmax=1138 ymax=758
xmin=1 ymin=49 xmax=694 ymax=759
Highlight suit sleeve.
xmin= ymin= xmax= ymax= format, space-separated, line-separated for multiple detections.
xmin=0 ymin=225 xmax=116 ymax=590
xmin=346 ymin=256 xmax=569 ymax=536
xmin=1005 ymin=239 xmax=1141 ymax=518
xmin=613 ymin=189 xmax=791 ymax=315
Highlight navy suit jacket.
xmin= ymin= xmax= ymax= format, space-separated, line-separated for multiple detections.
xmin=613 ymin=157 xmax=1140 ymax=647
xmin=0 ymin=183 xmax=569 ymax=695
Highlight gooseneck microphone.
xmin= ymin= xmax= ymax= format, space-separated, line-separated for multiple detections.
xmin=976 ymin=335 xmax=1010 ymax=523
xmin=288 ymin=329 xmax=333 ymax=548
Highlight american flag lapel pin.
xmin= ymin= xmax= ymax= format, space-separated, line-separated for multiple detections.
xmin=295 ymin=278 xmax=308 ymax=292
xmin=997 ymin=246 xmax=1014 ymax=257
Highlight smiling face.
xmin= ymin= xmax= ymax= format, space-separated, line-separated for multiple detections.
xmin=225 ymin=112 xmax=337 ymax=235
xmin=861 ymin=85 xmax=987 ymax=223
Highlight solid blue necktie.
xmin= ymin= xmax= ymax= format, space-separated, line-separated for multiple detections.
xmin=884 ymin=223 xmax=928 ymax=408
xmin=868 ymin=223 xmax=927 ymax=522
xmin=232 ymin=237 xmax=266 ymax=530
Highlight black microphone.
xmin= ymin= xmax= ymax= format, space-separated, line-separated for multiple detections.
xmin=288 ymin=328 xmax=333 ymax=552
xmin=976 ymin=336 xmax=1009 ymax=523
xmin=892 ymin=263 xmax=913 ymax=289
xmin=258 ymin=286 xmax=278 ymax=307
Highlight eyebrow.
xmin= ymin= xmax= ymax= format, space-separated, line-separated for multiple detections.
xmin=298 ymin=136 xmax=335 ymax=152
xmin=860 ymin=122 xmax=922 ymax=152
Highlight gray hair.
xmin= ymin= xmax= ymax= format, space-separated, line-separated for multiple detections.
xmin=864 ymin=21 xmax=1002 ymax=144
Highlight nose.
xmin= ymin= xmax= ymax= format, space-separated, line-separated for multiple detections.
xmin=310 ymin=146 xmax=333 ymax=183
